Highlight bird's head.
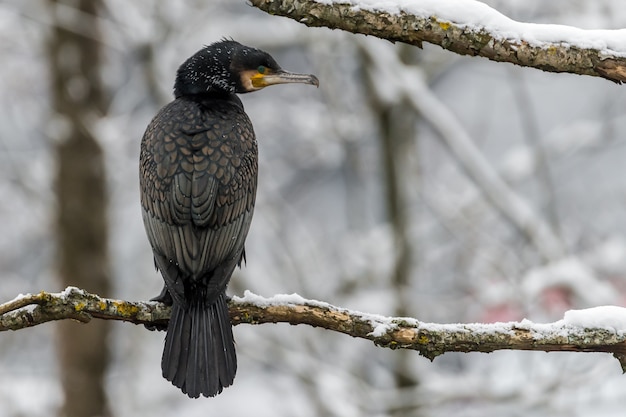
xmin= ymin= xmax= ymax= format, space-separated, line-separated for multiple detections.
xmin=174 ymin=39 xmax=319 ymax=97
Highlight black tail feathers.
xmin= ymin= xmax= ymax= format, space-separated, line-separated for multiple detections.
xmin=161 ymin=292 xmax=237 ymax=398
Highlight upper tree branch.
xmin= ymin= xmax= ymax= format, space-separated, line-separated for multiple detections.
xmin=250 ymin=0 xmax=626 ymax=83
xmin=3 ymin=287 xmax=626 ymax=370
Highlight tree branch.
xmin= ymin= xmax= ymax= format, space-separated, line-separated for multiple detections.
xmin=250 ymin=0 xmax=626 ymax=83
xmin=2 ymin=287 xmax=626 ymax=370
xmin=0 ymin=287 xmax=169 ymax=330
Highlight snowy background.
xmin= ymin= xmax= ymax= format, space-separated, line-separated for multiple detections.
xmin=2 ymin=0 xmax=626 ymax=416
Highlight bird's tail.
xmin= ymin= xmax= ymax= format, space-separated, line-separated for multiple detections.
xmin=161 ymin=292 xmax=236 ymax=398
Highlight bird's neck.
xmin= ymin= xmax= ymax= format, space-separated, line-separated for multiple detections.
xmin=177 ymin=91 xmax=244 ymax=110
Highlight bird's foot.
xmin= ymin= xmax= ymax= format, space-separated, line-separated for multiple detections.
xmin=145 ymin=285 xmax=173 ymax=332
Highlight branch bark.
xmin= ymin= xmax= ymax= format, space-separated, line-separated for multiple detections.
xmin=250 ymin=0 xmax=626 ymax=83
xmin=3 ymin=287 xmax=626 ymax=369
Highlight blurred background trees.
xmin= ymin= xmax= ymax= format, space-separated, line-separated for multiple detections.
xmin=47 ymin=0 xmax=111 ymax=415
xmin=1 ymin=1 xmax=626 ymax=416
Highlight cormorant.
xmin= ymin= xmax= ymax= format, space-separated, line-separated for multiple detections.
xmin=140 ymin=39 xmax=318 ymax=398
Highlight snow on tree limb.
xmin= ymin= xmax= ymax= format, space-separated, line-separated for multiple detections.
xmin=250 ymin=0 xmax=626 ymax=83
xmin=3 ymin=287 xmax=626 ymax=370
xmin=0 ymin=287 xmax=169 ymax=330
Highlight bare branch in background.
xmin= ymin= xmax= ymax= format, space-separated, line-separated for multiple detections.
xmin=250 ymin=0 xmax=626 ymax=83
xmin=360 ymin=39 xmax=566 ymax=261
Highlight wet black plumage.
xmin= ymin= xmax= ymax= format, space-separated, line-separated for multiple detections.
xmin=140 ymin=39 xmax=318 ymax=398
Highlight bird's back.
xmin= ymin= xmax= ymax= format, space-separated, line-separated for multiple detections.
xmin=140 ymin=95 xmax=258 ymax=304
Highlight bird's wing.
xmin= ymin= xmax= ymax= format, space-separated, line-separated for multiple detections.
xmin=140 ymin=98 xmax=257 ymax=303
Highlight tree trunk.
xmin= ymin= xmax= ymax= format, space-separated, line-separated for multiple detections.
xmin=47 ymin=0 xmax=111 ymax=416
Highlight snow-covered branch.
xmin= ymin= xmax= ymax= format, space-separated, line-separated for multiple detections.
xmin=3 ymin=287 xmax=626 ymax=369
xmin=0 ymin=287 xmax=170 ymax=330
xmin=251 ymin=0 xmax=626 ymax=83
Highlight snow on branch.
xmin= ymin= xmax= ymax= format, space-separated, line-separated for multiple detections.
xmin=3 ymin=287 xmax=626 ymax=369
xmin=250 ymin=0 xmax=626 ymax=83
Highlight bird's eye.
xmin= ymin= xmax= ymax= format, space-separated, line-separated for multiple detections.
xmin=257 ymin=66 xmax=266 ymax=74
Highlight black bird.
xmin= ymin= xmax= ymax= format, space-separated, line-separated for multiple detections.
xmin=140 ymin=39 xmax=318 ymax=398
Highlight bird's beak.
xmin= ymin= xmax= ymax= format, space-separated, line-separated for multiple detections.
xmin=252 ymin=70 xmax=319 ymax=89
